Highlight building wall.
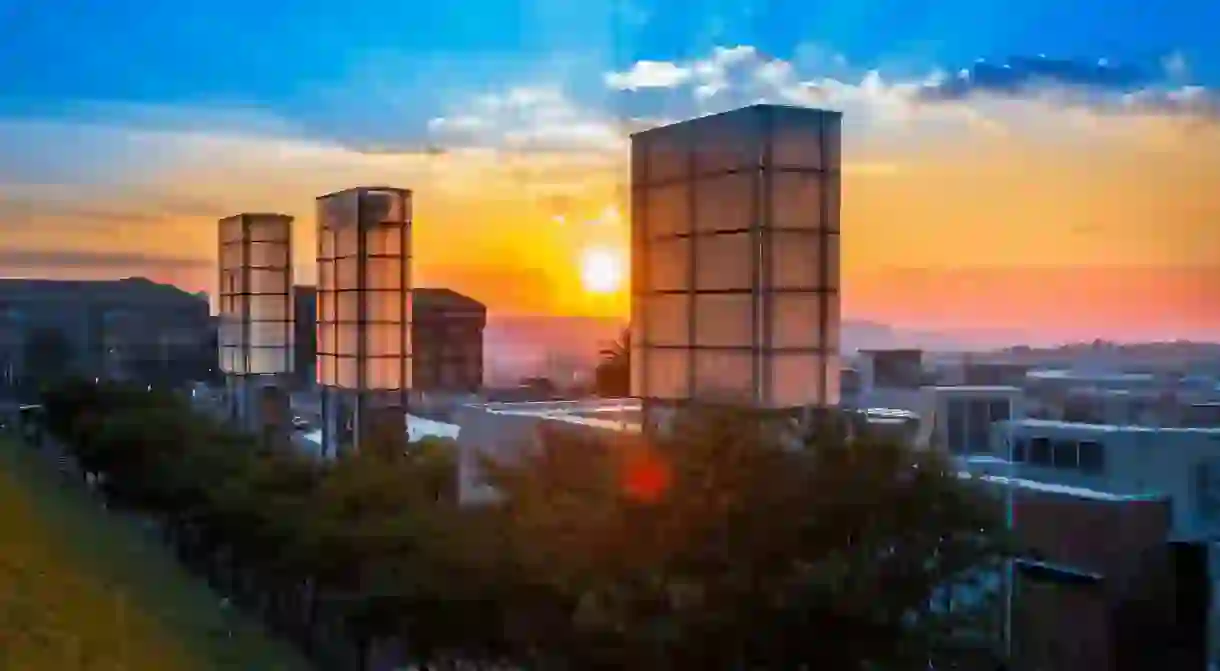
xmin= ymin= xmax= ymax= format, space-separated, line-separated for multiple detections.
xmin=1010 ymin=490 xmax=1190 ymax=671
xmin=294 ymin=285 xmax=485 ymax=395
xmin=413 ymin=288 xmax=485 ymax=394
xmin=292 ymin=285 xmax=317 ymax=390
xmin=990 ymin=420 xmax=1220 ymax=539
xmin=0 ymin=278 xmax=210 ymax=389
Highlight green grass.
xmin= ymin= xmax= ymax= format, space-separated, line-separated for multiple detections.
xmin=0 ymin=436 xmax=316 ymax=670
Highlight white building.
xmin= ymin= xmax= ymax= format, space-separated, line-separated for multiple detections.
xmin=974 ymin=419 xmax=1220 ymax=540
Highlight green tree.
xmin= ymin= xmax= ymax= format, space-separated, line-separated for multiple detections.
xmin=489 ymin=407 xmax=1011 ymax=670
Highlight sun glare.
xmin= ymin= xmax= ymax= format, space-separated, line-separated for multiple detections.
xmin=579 ymin=247 xmax=625 ymax=294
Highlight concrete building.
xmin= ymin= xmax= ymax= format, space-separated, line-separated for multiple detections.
xmin=0 ymin=277 xmax=211 ymax=393
xmin=850 ymin=348 xmax=925 ymax=411
xmin=412 ymin=288 xmax=486 ymax=395
xmin=629 ymin=104 xmax=842 ymax=433
xmin=971 ymin=419 xmax=1220 ymax=541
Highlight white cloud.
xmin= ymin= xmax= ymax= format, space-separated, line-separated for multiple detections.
xmin=604 ymin=60 xmax=693 ymax=91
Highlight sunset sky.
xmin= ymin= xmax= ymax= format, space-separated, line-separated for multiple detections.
xmin=0 ymin=0 xmax=1217 ymax=342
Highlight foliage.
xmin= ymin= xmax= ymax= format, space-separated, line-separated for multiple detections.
xmin=22 ymin=326 xmax=76 ymax=388
xmin=593 ymin=328 xmax=630 ymax=397
xmin=38 ymin=377 xmax=1010 ymax=670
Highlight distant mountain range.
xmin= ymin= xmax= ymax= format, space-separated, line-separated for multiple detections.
xmin=482 ymin=315 xmax=1220 ymax=384
xmin=481 ymin=316 xmax=1033 ymax=384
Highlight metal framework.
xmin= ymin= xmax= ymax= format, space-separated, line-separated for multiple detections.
xmin=217 ymin=213 xmax=295 ymax=376
xmin=217 ymin=213 xmax=294 ymax=436
xmin=315 ymin=187 xmax=412 ymax=457
xmin=630 ymin=104 xmax=842 ymax=431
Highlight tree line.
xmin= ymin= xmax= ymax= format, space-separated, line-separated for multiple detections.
xmin=35 ymin=377 xmax=1012 ymax=670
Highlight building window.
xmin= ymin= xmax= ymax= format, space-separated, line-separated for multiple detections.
xmin=1193 ymin=460 xmax=1220 ymax=524
xmin=1027 ymin=437 xmax=1052 ymax=466
xmin=1077 ymin=440 xmax=1105 ymax=475
xmin=1051 ymin=440 xmax=1078 ymax=469
xmin=1011 ymin=437 xmax=1027 ymax=462
xmin=946 ymin=401 xmax=967 ymax=454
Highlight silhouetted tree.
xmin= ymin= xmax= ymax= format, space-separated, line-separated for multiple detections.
xmin=594 ymin=328 xmax=630 ymax=397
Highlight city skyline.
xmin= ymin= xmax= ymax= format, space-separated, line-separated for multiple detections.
xmin=0 ymin=0 xmax=1217 ymax=341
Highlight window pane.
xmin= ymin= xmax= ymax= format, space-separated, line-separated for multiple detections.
xmin=694 ymin=233 xmax=752 ymax=291
xmin=643 ymin=347 xmax=690 ymax=399
xmin=249 ymin=295 xmax=289 ymax=322
xmin=1028 ymin=437 xmax=1051 ymax=466
xmin=318 ymin=292 xmax=335 ymax=323
xmin=317 ymin=354 xmax=336 ymax=386
xmin=337 ymin=357 xmax=358 ymax=388
xmin=646 ymin=238 xmax=690 ymax=291
xmin=769 ymin=109 xmax=826 ymax=170
xmin=336 ymin=325 xmax=359 ymax=356
xmin=365 ymin=323 xmax=405 ymax=357
xmin=768 ymin=231 xmax=823 ymax=289
xmin=249 ymin=242 xmax=288 ymax=267
xmin=693 ymin=349 xmax=754 ymax=401
xmin=693 ymin=294 xmax=752 ymax=348
xmin=336 ymin=258 xmax=358 ymax=289
xmin=770 ymin=294 xmax=826 ymax=349
xmin=693 ymin=112 xmax=761 ymax=174
xmin=823 ymin=114 xmax=842 ymax=172
xmin=825 ymin=295 xmax=841 ymax=351
xmin=643 ymin=294 xmax=689 ymax=346
xmin=367 ymin=224 xmax=403 ymax=256
xmin=317 ymin=324 xmax=335 ymax=355
xmin=320 ymin=230 xmax=336 ymax=259
xmin=250 ymin=322 xmax=288 ymax=348
xmin=1051 ymin=440 xmax=1077 ymax=469
xmin=770 ymin=172 xmax=825 ymax=231
xmin=318 ymin=259 xmax=335 ymax=291
xmin=336 ymin=227 xmax=359 ymax=257
xmin=825 ymin=175 xmax=841 ymax=233
xmin=249 ymin=269 xmax=288 ymax=294
xmin=694 ymin=173 xmax=753 ymax=233
xmin=248 ymin=218 xmax=289 ymax=242
xmin=249 ymin=347 xmax=288 ymax=374
xmin=337 ymin=292 xmax=359 ymax=322
xmin=364 ymin=358 xmax=403 ymax=390
xmin=768 ymin=352 xmax=821 ymax=408
xmin=644 ymin=183 xmax=690 ymax=238
xmin=220 ymin=243 xmax=243 ymax=269
xmin=826 ymin=233 xmax=840 ymax=290
xmin=367 ymin=291 xmax=403 ymax=322
xmin=644 ymin=128 xmax=689 ymax=183
xmin=365 ymin=257 xmax=403 ymax=290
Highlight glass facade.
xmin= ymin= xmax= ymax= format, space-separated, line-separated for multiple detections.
xmin=314 ymin=188 xmax=412 ymax=392
xmin=216 ymin=213 xmax=294 ymax=376
xmin=630 ymin=104 xmax=841 ymax=411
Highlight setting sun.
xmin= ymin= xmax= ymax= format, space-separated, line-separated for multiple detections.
xmin=579 ymin=247 xmax=625 ymax=294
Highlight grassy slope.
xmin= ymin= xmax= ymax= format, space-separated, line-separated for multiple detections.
xmin=0 ymin=437 xmax=315 ymax=670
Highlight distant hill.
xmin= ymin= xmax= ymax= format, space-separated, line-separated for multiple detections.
xmin=481 ymin=315 xmax=1220 ymax=383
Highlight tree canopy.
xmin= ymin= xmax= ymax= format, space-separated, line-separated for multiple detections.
xmin=38 ymin=377 xmax=1010 ymax=670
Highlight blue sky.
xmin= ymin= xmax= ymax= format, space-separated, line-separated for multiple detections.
xmin=0 ymin=0 xmax=1217 ymax=339
xmin=2 ymin=0 xmax=1216 ymax=146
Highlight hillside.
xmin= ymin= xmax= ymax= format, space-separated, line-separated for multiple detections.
xmin=0 ymin=437 xmax=313 ymax=671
